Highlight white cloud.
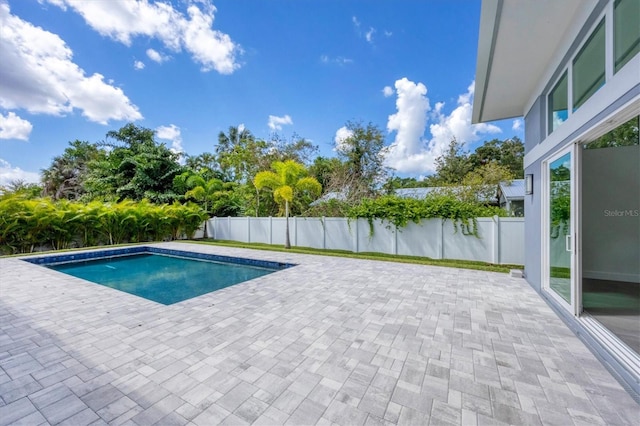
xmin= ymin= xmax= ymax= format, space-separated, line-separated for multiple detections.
xmin=352 ymin=16 xmax=378 ymax=44
xmin=268 ymin=115 xmax=293 ymax=131
xmin=385 ymin=79 xmax=502 ymax=175
xmin=320 ymin=55 xmax=353 ymax=65
xmin=0 ymin=158 xmax=40 ymax=186
xmin=156 ymin=124 xmax=183 ymax=154
xmin=512 ymin=119 xmax=522 ymax=131
xmin=133 ymin=60 xmax=145 ymax=70
xmin=384 ymin=30 xmax=393 ymax=37
xmin=44 ymin=0 xmax=241 ymax=74
xmin=334 ymin=126 xmax=354 ymax=152
xmin=382 ymin=86 xmax=394 ymax=97
xmin=365 ymin=28 xmax=375 ymax=43
xmin=0 ymin=112 xmax=33 ymax=141
xmin=0 ymin=3 xmax=142 ymax=124
xmin=146 ymin=48 xmax=169 ymax=63
xmin=384 ymin=78 xmax=431 ymax=174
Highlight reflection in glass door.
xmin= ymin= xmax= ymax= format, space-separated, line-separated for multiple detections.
xmin=548 ymin=151 xmax=572 ymax=304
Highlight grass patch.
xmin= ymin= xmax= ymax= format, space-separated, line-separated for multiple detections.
xmin=185 ymin=239 xmax=522 ymax=273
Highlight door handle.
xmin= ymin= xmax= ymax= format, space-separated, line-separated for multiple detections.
xmin=565 ymin=235 xmax=572 ymax=252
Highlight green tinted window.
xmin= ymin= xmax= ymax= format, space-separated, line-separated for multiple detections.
xmin=573 ymin=19 xmax=605 ymax=111
xmin=614 ymin=0 xmax=640 ymax=72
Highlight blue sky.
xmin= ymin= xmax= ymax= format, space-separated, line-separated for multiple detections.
xmin=0 ymin=0 xmax=523 ymax=186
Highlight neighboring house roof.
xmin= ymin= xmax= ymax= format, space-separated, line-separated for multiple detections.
xmin=395 ymin=186 xmax=496 ymax=203
xmin=498 ymin=179 xmax=525 ymax=201
xmin=309 ymin=190 xmax=347 ymax=206
xmin=394 ymin=188 xmax=436 ymax=199
xmin=472 ymin=0 xmax=585 ymax=123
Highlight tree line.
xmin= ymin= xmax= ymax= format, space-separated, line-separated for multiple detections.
xmin=1 ymin=121 xmax=527 ymax=253
xmin=5 ymin=121 xmax=523 ymax=215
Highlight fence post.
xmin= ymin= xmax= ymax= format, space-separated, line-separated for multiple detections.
xmin=294 ymin=216 xmax=298 ymax=247
xmin=493 ymin=215 xmax=500 ymax=264
xmin=269 ymin=216 xmax=273 ymax=245
xmin=354 ymin=219 xmax=360 ymax=253
xmin=212 ymin=217 xmax=216 ymax=239
xmin=227 ymin=216 xmax=231 ymax=240
xmin=322 ymin=217 xmax=326 ymax=249
xmin=438 ymin=218 xmax=445 ymax=259
xmin=392 ymin=225 xmax=398 ymax=255
xmin=247 ymin=216 xmax=251 ymax=243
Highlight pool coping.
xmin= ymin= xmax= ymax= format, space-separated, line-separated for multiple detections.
xmin=20 ymin=245 xmax=296 ymax=271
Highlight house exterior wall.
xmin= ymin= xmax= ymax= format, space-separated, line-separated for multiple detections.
xmin=522 ymin=0 xmax=640 ymax=294
xmin=524 ymin=96 xmax=545 ymax=151
xmin=524 ymin=86 xmax=640 ymax=291
xmin=519 ymin=0 xmax=640 ymax=397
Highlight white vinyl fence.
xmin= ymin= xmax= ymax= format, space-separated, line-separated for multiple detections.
xmin=204 ymin=216 xmax=524 ymax=265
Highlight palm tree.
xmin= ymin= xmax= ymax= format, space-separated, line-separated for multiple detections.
xmin=185 ymin=175 xmax=224 ymax=213
xmin=184 ymin=175 xmax=224 ymax=238
xmin=254 ymin=160 xmax=322 ymax=249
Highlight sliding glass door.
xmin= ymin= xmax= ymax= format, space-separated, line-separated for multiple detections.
xmin=545 ymin=147 xmax=575 ymax=311
xmin=581 ymin=116 xmax=639 ymax=353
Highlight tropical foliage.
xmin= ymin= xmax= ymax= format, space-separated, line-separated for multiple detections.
xmin=0 ymin=194 xmax=206 ymax=255
xmin=41 ymin=140 xmax=103 ymax=200
xmin=2 ymin=119 xmax=527 ymax=254
xmin=331 ymin=121 xmax=389 ymax=201
xmin=83 ymin=124 xmax=184 ymax=203
xmin=348 ymin=194 xmax=506 ymax=236
xmin=254 ymin=160 xmax=322 ymax=248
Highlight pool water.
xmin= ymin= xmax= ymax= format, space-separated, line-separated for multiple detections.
xmin=48 ymin=253 xmax=278 ymax=305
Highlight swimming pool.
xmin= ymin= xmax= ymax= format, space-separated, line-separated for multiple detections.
xmin=24 ymin=247 xmax=294 ymax=305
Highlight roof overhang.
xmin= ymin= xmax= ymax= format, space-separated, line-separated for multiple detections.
xmin=472 ymin=0 xmax=587 ymax=124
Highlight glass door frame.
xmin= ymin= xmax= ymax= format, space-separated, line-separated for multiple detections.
xmin=542 ymin=143 xmax=581 ymax=316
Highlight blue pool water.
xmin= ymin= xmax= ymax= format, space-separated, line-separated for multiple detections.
xmin=28 ymin=247 xmax=292 ymax=305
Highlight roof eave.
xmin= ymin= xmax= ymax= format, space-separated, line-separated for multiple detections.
xmin=472 ymin=0 xmax=502 ymax=124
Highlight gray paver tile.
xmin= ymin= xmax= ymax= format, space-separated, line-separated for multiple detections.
xmin=273 ymin=389 xmax=306 ymax=415
xmin=96 ymin=395 xmax=138 ymax=422
xmin=192 ymin=403 xmax=232 ymax=426
xmin=430 ymin=399 xmax=462 ymax=425
xmin=220 ymin=413 xmax=250 ymax=425
xmin=58 ymin=408 xmax=101 ymax=426
xmin=491 ymin=402 xmax=542 ymax=425
xmin=1 ymin=244 xmax=638 ymax=426
xmin=286 ymin=397 xmax=326 ymax=425
xmin=398 ymin=405 xmax=428 ymax=426
xmin=10 ymin=410 xmax=48 ymax=426
xmin=324 ymin=399 xmax=369 ymax=426
xmin=40 ymin=393 xmax=88 ymax=424
xmin=0 ymin=397 xmax=40 ymax=426
xmin=28 ymin=382 xmax=74 ymax=410
xmin=81 ymin=383 xmax=125 ymax=412
xmin=234 ymin=396 xmax=269 ymax=424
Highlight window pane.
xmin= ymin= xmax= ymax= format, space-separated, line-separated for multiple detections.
xmin=615 ymin=0 xmax=640 ymax=72
xmin=548 ymin=72 xmax=568 ymax=134
xmin=573 ymin=19 xmax=605 ymax=111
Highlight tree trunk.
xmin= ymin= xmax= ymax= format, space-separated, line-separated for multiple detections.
xmin=256 ymin=187 xmax=260 ymax=217
xmin=284 ymin=200 xmax=291 ymax=249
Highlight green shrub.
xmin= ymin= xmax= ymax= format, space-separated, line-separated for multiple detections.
xmin=0 ymin=195 xmax=206 ymax=254
xmin=347 ymin=194 xmax=506 ymax=236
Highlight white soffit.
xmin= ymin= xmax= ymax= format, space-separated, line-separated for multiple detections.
xmin=473 ymin=0 xmax=586 ymax=123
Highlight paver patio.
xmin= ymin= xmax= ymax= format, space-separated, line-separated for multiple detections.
xmin=1 ymin=242 xmax=638 ymax=425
